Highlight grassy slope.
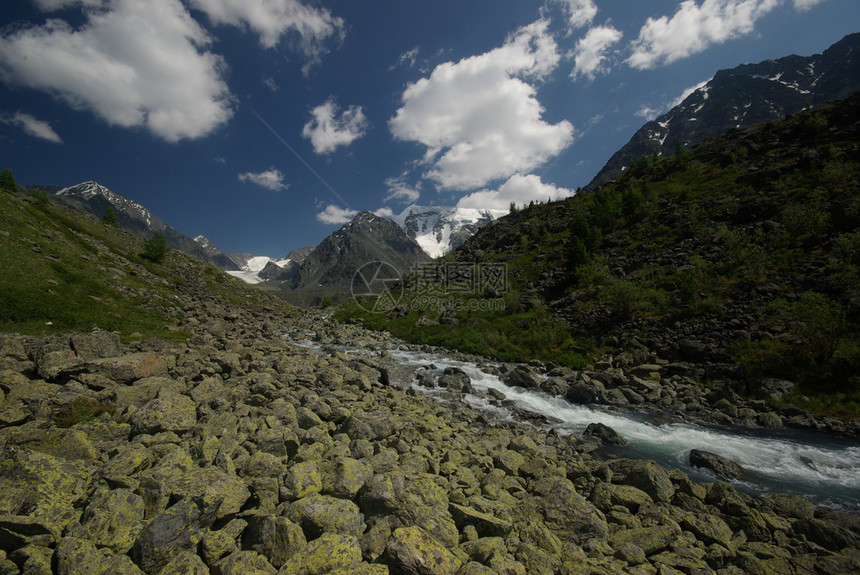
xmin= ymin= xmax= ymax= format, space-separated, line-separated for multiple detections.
xmin=336 ymin=96 xmax=860 ymax=418
xmin=0 ymin=188 xmax=291 ymax=341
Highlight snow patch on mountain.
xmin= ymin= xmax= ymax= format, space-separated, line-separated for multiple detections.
xmin=226 ymin=256 xmax=292 ymax=284
xmin=389 ymin=205 xmax=506 ymax=258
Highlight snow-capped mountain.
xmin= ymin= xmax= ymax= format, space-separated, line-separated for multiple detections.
xmin=390 ymin=205 xmax=507 ymax=258
xmin=586 ymin=32 xmax=860 ymax=190
xmin=53 ymin=181 xmax=240 ymax=270
xmin=226 ymin=256 xmax=297 ymax=284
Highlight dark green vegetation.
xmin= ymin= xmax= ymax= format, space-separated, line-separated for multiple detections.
xmin=0 ymin=183 xmax=292 ymax=340
xmin=337 ymin=95 xmax=860 ymax=419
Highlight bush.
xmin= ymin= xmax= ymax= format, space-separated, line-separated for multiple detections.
xmin=770 ymin=292 xmax=845 ymax=366
xmin=141 ymin=231 xmax=170 ymax=263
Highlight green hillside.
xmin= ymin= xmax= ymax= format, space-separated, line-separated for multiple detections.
xmin=337 ymin=94 xmax=860 ymax=419
xmin=0 ymin=184 xmax=292 ymax=340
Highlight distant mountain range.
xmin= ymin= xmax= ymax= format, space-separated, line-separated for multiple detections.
xmin=52 ymin=181 xmax=242 ymax=271
xmin=586 ymin=32 xmax=860 ymax=190
xmin=390 ymin=205 xmax=506 ymax=258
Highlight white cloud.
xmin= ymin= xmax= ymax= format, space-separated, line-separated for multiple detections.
xmin=627 ymin=0 xmax=781 ymax=69
xmin=238 ymin=167 xmax=289 ymax=191
xmin=571 ymin=25 xmax=623 ymax=80
xmin=635 ymin=106 xmax=661 ymax=121
xmin=457 ymin=173 xmax=576 ymax=211
xmin=373 ymin=207 xmax=395 ymax=219
xmin=316 ymin=204 xmax=357 ymax=224
xmin=672 ymin=79 xmax=711 ymax=107
xmin=3 ymin=112 xmax=63 ymax=143
xmin=187 ymin=0 xmax=344 ymax=64
xmin=389 ymin=20 xmax=574 ymax=192
xmin=384 ymin=173 xmax=421 ymax=204
xmin=302 ymin=98 xmax=368 ymax=155
xmin=793 ymin=0 xmax=825 ymax=10
xmin=0 ymin=0 xmax=233 ymax=142
xmin=556 ymin=0 xmax=598 ymax=29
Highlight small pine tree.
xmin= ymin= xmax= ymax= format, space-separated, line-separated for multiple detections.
xmin=0 ymin=168 xmax=18 ymax=193
xmin=102 ymin=206 xmax=119 ymax=226
xmin=141 ymin=231 xmax=170 ymax=263
xmin=509 ymin=201 xmax=519 ymax=214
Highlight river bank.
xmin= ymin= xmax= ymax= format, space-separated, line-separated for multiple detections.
xmin=0 ymin=305 xmax=858 ymax=574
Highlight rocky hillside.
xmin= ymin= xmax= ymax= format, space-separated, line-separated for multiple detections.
xmin=341 ymin=94 xmax=860 ymax=422
xmin=586 ymin=32 xmax=860 ymax=190
xmin=2 ymin=161 xmax=860 ymax=574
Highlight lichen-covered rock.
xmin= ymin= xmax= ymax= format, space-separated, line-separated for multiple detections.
xmin=71 ymin=488 xmax=145 ymax=553
xmin=156 ymin=549 xmax=210 ymax=575
xmin=383 ymin=526 xmax=463 ymax=575
xmin=461 ymin=536 xmax=526 ymax=575
xmin=339 ymin=410 xmax=396 ymax=441
xmin=285 ymin=494 xmax=364 ymax=540
xmin=530 ymin=477 xmax=608 ymax=543
xmin=212 ymin=550 xmax=277 ymax=575
xmin=69 ymin=331 xmax=122 ymax=360
xmin=52 ymin=537 xmax=104 ymax=575
xmin=609 ymin=524 xmax=681 ymax=556
xmin=277 ymin=532 xmax=363 ymax=575
xmin=131 ymin=496 xmax=218 ymax=573
xmin=448 ymin=503 xmax=513 ymax=538
xmin=680 ymin=512 xmax=734 ymax=547
xmin=172 ymin=466 xmax=251 ymax=520
xmin=131 ymin=389 xmax=196 ymax=435
xmin=613 ymin=460 xmax=675 ymax=503
xmin=88 ymin=352 xmax=167 ymax=384
xmin=282 ymin=461 xmax=323 ymax=501
xmin=325 ymin=456 xmax=373 ymax=499
xmin=590 ymin=482 xmax=653 ymax=513
xmin=242 ymin=513 xmax=307 ymax=568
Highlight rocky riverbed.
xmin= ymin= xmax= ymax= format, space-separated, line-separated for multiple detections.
xmin=0 ymin=304 xmax=858 ymax=575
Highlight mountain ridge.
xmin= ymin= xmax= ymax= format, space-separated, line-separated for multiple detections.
xmin=585 ymin=32 xmax=860 ymax=190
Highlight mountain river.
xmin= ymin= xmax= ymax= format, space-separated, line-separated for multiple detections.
xmin=300 ymin=339 xmax=860 ymax=508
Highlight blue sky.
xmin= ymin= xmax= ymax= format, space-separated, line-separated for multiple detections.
xmin=1 ymin=0 xmax=858 ymax=257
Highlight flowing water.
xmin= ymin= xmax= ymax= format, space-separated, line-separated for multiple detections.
xmin=301 ymin=339 xmax=860 ymax=507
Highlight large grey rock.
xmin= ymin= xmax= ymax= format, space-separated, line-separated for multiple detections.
xmin=130 ymin=390 xmax=196 ymax=435
xmin=132 ymin=496 xmax=218 ymax=573
xmin=276 ymin=532 xmax=362 ymax=575
xmin=383 ymin=526 xmax=463 ymax=575
xmin=285 ymin=494 xmax=364 ymax=540
xmin=71 ymin=488 xmax=145 ymax=553
xmin=212 ymin=550 xmax=277 ymax=575
xmin=53 ymin=537 xmax=104 ymax=575
xmin=172 ymin=466 xmax=251 ymax=520
xmin=242 ymin=513 xmax=307 ymax=569
xmin=689 ymin=449 xmax=747 ymax=480
xmin=69 ymin=332 xmax=122 ymax=360
xmin=583 ymin=422 xmax=627 ymax=446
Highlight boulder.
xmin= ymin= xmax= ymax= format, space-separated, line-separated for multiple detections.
xmin=689 ymin=449 xmax=747 ymax=480
xmin=583 ymin=422 xmax=627 ymax=446
xmin=132 ymin=496 xmax=218 ymax=574
xmin=285 ymin=494 xmax=364 ymax=540
xmin=276 ymin=532 xmax=362 ymax=575
xmin=241 ymin=513 xmax=306 ymax=569
xmin=212 ymin=551 xmax=277 ymax=575
xmin=381 ymin=364 xmax=417 ymax=390
xmin=383 ymin=526 xmax=463 ymax=575
xmin=130 ymin=390 xmax=196 ymax=435
xmin=500 ymin=365 xmax=542 ymax=389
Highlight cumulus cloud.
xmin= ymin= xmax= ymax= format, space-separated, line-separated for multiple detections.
xmin=384 ymin=173 xmax=421 ymax=204
xmin=636 ymin=78 xmax=711 ymax=120
xmin=571 ymin=25 xmax=623 ymax=80
xmin=2 ymin=112 xmax=63 ymax=143
xmin=238 ymin=167 xmax=289 ymax=191
xmin=32 ymin=0 xmax=104 ymax=9
xmin=188 ymin=0 xmax=344 ymax=63
xmin=302 ymin=99 xmax=368 ymax=155
xmin=627 ymin=0 xmax=781 ymax=69
xmin=0 ymin=0 xmax=233 ymax=142
xmin=316 ymin=204 xmax=357 ymax=224
xmin=457 ymin=173 xmax=576 ymax=211
xmin=389 ymin=20 xmax=574 ymax=192
xmin=556 ymin=0 xmax=599 ymax=29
